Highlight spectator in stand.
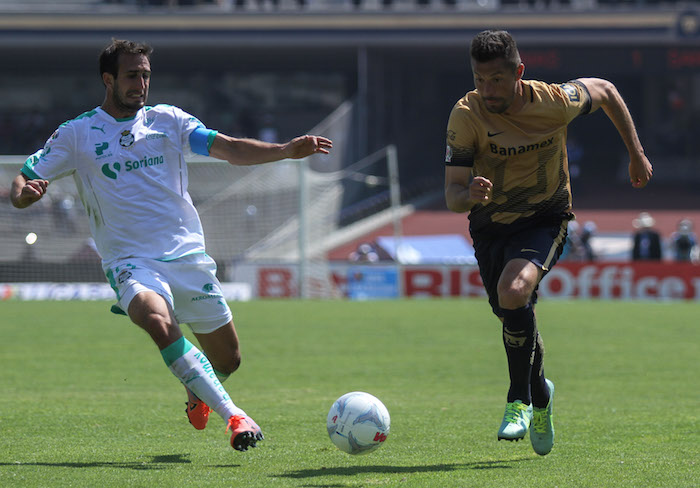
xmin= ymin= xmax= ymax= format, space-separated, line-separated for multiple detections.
xmin=669 ymin=219 xmax=698 ymax=263
xmin=349 ymin=242 xmax=380 ymax=263
xmin=580 ymin=220 xmax=597 ymax=261
xmin=562 ymin=220 xmax=596 ymax=262
xmin=631 ymin=212 xmax=662 ymax=261
xmin=562 ymin=220 xmax=583 ymax=261
xmin=348 ymin=242 xmax=393 ymax=263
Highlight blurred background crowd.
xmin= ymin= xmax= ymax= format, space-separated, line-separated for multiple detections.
xmin=0 ymin=0 xmax=698 ymax=282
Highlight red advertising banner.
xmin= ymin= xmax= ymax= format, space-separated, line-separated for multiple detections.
xmin=239 ymin=262 xmax=700 ymax=300
xmin=539 ymin=262 xmax=700 ymax=300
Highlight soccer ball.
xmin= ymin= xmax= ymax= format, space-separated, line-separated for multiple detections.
xmin=326 ymin=391 xmax=390 ymax=455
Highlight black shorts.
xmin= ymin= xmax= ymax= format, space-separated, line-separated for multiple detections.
xmin=471 ymin=218 xmax=569 ymax=317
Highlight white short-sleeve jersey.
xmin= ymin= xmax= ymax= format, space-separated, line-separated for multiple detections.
xmin=22 ymin=105 xmax=217 ymax=268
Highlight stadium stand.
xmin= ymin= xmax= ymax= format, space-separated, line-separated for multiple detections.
xmin=0 ymin=0 xmax=693 ymax=11
xmin=0 ymin=0 xmax=697 ymax=290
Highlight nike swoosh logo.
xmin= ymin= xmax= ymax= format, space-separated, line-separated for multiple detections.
xmin=520 ymin=248 xmax=540 ymax=253
xmin=488 ymin=131 xmax=504 ymax=137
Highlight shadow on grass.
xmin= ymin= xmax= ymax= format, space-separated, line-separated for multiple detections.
xmin=275 ymin=458 xmax=530 ymax=479
xmin=0 ymin=453 xmax=205 ymax=471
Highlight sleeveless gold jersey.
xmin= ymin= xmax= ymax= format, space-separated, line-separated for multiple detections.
xmin=445 ymin=79 xmax=591 ymax=233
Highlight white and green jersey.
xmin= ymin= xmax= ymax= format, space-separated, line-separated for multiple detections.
xmin=22 ymin=105 xmax=218 ymax=268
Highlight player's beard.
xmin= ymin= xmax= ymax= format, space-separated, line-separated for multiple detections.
xmin=482 ymin=86 xmax=519 ymax=114
xmin=112 ymin=83 xmax=147 ymax=115
xmin=483 ymin=96 xmax=511 ymax=114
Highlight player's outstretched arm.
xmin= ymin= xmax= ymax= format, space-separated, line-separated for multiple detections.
xmin=10 ymin=174 xmax=49 ymax=209
xmin=577 ymin=77 xmax=653 ymax=189
xmin=209 ymin=133 xmax=332 ymax=166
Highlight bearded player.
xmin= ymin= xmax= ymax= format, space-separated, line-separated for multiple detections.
xmin=11 ymin=39 xmax=332 ymax=451
xmin=444 ymin=30 xmax=652 ymax=455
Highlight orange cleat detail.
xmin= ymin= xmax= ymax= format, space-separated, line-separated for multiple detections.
xmin=185 ymin=387 xmax=212 ymax=430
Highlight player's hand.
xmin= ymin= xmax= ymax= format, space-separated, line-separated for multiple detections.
xmin=283 ymin=135 xmax=333 ymax=159
xmin=629 ymin=153 xmax=652 ymax=189
xmin=469 ymin=176 xmax=493 ymax=203
xmin=20 ymin=179 xmax=49 ymax=205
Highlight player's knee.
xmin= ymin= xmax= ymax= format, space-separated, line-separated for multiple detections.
xmin=497 ymin=282 xmax=531 ymax=309
xmin=139 ymin=312 xmax=177 ymax=346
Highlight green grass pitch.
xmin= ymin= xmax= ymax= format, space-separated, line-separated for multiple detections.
xmin=1 ymin=298 xmax=698 ymax=487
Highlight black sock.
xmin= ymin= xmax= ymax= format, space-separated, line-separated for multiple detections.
xmin=530 ymin=325 xmax=550 ymax=409
xmin=501 ymin=304 xmax=536 ymax=405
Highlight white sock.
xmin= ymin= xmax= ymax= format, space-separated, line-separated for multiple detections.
xmin=160 ymin=337 xmax=246 ymax=422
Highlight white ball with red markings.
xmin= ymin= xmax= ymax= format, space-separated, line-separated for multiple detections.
xmin=326 ymin=391 xmax=390 ymax=455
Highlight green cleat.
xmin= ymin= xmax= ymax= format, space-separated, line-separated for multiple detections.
xmin=497 ymin=400 xmax=533 ymax=441
xmin=530 ymin=379 xmax=555 ymax=455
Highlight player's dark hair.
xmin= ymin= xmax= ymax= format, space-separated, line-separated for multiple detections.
xmin=470 ymin=30 xmax=521 ymax=72
xmin=99 ymin=39 xmax=153 ymax=81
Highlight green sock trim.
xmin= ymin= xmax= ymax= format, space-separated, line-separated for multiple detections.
xmin=214 ymin=368 xmax=230 ymax=384
xmin=160 ymin=337 xmax=194 ymax=367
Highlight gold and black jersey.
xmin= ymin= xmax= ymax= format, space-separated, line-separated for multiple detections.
xmin=446 ymin=79 xmax=591 ymax=234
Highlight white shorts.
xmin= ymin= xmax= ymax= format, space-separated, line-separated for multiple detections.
xmin=105 ymin=253 xmax=233 ymax=334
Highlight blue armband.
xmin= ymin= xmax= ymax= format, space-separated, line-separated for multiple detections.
xmin=21 ymin=151 xmax=43 ymax=180
xmin=189 ymin=128 xmax=218 ymax=156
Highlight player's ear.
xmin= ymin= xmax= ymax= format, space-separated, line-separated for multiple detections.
xmin=515 ymin=63 xmax=525 ymax=80
xmin=102 ymin=72 xmax=114 ymax=89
